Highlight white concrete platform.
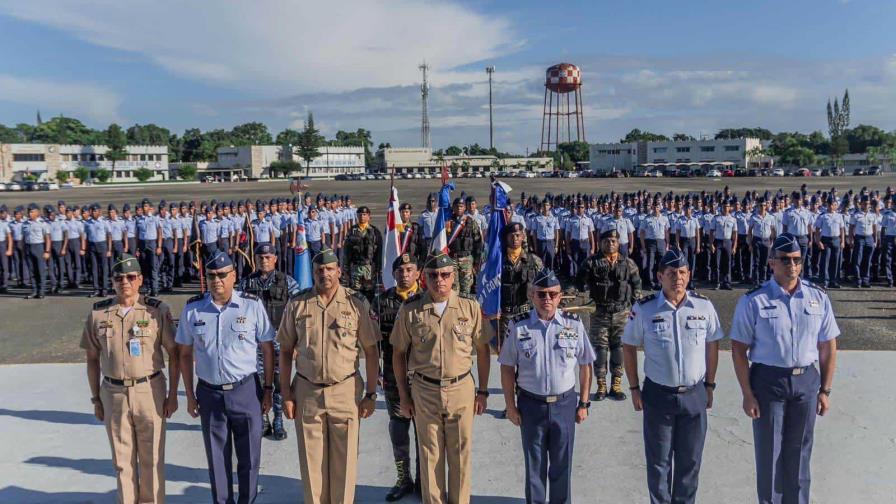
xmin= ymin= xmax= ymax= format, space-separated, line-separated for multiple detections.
xmin=0 ymin=352 xmax=893 ymax=503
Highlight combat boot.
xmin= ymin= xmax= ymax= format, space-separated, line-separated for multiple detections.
xmin=595 ymin=378 xmax=608 ymax=401
xmin=385 ymin=459 xmax=415 ymax=502
xmin=272 ymin=412 xmax=288 ymax=441
xmin=262 ymin=413 xmax=273 ymax=438
xmin=608 ymin=376 xmax=628 ymax=401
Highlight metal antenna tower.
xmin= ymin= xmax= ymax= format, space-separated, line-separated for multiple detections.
xmin=419 ymin=62 xmax=431 ymax=149
xmin=486 ymin=65 xmax=495 ymax=150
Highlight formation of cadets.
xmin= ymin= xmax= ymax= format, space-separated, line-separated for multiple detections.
xmin=45 ymin=181 xmax=892 ymax=503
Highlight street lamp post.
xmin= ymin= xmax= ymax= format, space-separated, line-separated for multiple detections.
xmin=486 ymin=66 xmax=495 ymax=151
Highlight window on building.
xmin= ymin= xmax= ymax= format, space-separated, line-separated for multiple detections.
xmin=676 ymin=147 xmax=691 ymax=153
xmin=700 ymin=146 xmax=715 ymax=152
xmin=12 ymin=153 xmax=45 ymax=162
xmin=653 ymin=147 xmax=667 ymax=153
xmin=725 ymin=145 xmax=740 ymax=152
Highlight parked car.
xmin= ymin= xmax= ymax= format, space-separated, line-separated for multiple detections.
xmin=705 ymin=169 xmax=722 ymax=178
xmin=796 ymin=168 xmax=812 ymax=177
xmin=772 ymin=168 xmax=785 ymax=176
xmin=721 ymin=169 xmax=735 ymax=177
xmin=868 ymin=166 xmax=882 ymax=175
xmin=811 ymin=169 xmax=822 ymax=177
xmin=852 ymin=168 xmax=866 ymax=176
xmin=8 ymin=182 xmax=22 ymax=191
xmin=0 ymin=182 xmax=7 ymax=191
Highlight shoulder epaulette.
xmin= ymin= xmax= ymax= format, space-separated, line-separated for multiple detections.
xmin=637 ymin=293 xmax=657 ymax=305
xmin=562 ymin=310 xmax=581 ymax=322
xmin=458 ymin=291 xmax=476 ymax=300
xmin=187 ymin=293 xmax=205 ymax=304
xmin=802 ymin=280 xmax=826 ymax=292
xmin=348 ymin=289 xmax=369 ymax=304
xmin=93 ymin=298 xmax=115 ymax=310
xmin=745 ymin=285 xmax=762 ymax=295
xmin=240 ymin=292 xmax=259 ymax=301
xmin=289 ymin=287 xmax=313 ymax=301
xmin=689 ymin=290 xmax=708 ymax=300
xmin=509 ymin=311 xmax=529 ymax=324
xmin=144 ymin=297 xmax=162 ymax=308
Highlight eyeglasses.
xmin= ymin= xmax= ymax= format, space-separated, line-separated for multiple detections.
xmin=427 ymin=271 xmax=453 ymax=280
xmin=535 ymin=291 xmax=561 ymax=300
xmin=775 ymin=256 xmax=802 ymax=265
xmin=113 ymin=274 xmax=140 ymax=283
xmin=206 ymin=271 xmax=233 ymax=280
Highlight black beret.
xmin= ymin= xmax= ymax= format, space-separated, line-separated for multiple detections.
xmin=255 ymin=243 xmax=276 ymax=256
xmin=502 ymin=222 xmax=525 ymax=240
xmin=599 ymin=229 xmax=619 ymax=240
xmin=357 ymin=206 xmax=370 ymax=214
xmin=392 ymin=253 xmax=418 ymax=271
xmin=399 ymin=203 xmax=412 ymax=211
xmin=141 ymin=198 xmax=152 ymax=206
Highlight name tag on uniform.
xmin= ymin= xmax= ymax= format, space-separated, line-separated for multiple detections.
xmin=129 ymin=338 xmax=142 ymax=357
xmin=132 ymin=324 xmax=142 ymax=337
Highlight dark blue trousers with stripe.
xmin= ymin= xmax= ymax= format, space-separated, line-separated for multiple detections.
xmin=518 ymin=389 xmax=577 ymax=504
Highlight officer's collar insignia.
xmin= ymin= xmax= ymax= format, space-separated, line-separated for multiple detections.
xmin=236 ymin=316 xmax=247 ymax=324
xmin=136 ymin=320 xmax=149 ymax=328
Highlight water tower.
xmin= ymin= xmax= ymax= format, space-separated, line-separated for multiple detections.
xmin=540 ymin=63 xmax=585 ymax=152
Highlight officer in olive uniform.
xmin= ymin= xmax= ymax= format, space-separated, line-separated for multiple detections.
xmin=82 ymin=254 xmax=180 ymax=504
xmin=390 ymin=253 xmax=493 ymax=504
xmin=446 ymin=199 xmax=483 ymax=296
xmin=278 ymin=248 xmax=380 ymax=504
xmin=373 ymin=253 xmax=423 ymax=501
xmin=238 ymin=243 xmax=301 ymax=441
xmin=342 ymin=206 xmax=383 ymax=301
xmin=577 ymin=229 xmax=642 ymax=401
xmin=496 ymin=222 xmax=543 ymax=350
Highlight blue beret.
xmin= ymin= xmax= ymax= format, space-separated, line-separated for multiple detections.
xmin=57 ymin=200 xmax=66 ymax=206
xmin=15 ymin=205 xmax=25 ymax=213
xmin=660 ymin=249 xmax=689 ymax=269
xmin=141 ymin=198 xmax=152 ymax=206
xmin=255 ymin=243 xmax=276 ymax=256
xmin=532 ymin=269 xmax=560 ymax=288
xmin=205 ymin=251 xmax=233 ymax=270
xmin=255 ymin=200 xmax=263 ymax=207
xmin=773 ymin=233 xmax=801 ymax=254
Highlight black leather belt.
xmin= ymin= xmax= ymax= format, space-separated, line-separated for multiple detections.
xmin=104 ymin=371 xmax=161 ymax=387
xmin=517 ymin=387 xmax=575 ymax=404
xmin=754 ymin=363 xmax=812 ymax=376
xmin=414 ymin=370 xmax=470 ymax=387
xmin=198 ymin=374 xmax=254 ymax=391
xmin=646 ymin=378 xmax=698 ymax=394
xmin=297 ymin=371 xmax=357 ymax=388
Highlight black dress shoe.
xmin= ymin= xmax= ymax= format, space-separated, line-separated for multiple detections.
xmin=262 ymin=414 xmax=273 ymax=438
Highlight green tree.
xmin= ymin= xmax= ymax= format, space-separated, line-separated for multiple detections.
xmin=104 ymin=123 xmax=128 ymax=174
xmin=177 ymin=163 xmax=198 ymax=181
xmin=31 ymin=116 xmax=101 ymax=144
xmin=0 ymin=124 xmax=25 ymax=143
xmin=672 ymin=133 xmax=695 ymax=141
xmin=126 ymin=123 xmax=171 ymax=145
xmin=73 ymin=166 xmax=90 ymax=184
xmin=134 ymin=167 xmax=154 ymax=182
xmin=444 ymin=145 xmax=463 ymax=156
xmin=94 ymin=168 xmax=111 ymax=183
xmin=230 ymin=122 xmax=272 ymax=145
xmin=55 ymin=170 xmax=70 ymax=184
xmin=269 ymin=160 xmax=301 ymax=178
xmin=620 ymin=128 xmax=669 ymax=143
xmin=296 ymin=112 xmax=323 ymax=177
xmin=715 ymin=128 xmax=773 ymax=140
xmin=557 ymin=141 xmax=590 ymax=163
xmin=275 ymin=128 xmax=303 ymax=146
xmin=180 ymin=128 xmax=204 ymax=162
xmin=844 ymin=124 xmax=888 ymax=153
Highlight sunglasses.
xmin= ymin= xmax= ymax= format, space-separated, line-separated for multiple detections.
xmin=535 ymin=291 xmax=561 ymax=300
xmin=427 ymin=271 xmax=453 ymax=280
xmin=775 ymin=256 xmax=802 ymax=265
xmin=113 ymin=274 xmax=140 ymax=283
xmin=206 ymin=270 xmax=233 ymax=280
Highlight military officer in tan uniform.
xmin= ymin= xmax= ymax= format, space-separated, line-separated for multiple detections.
xmin=278 ymin=248 xmax=380 ymax=504
xmin=81 ymin=253 xmax=179 ymax=504
xmin=390 ymin=252 xmax=493 ymax=504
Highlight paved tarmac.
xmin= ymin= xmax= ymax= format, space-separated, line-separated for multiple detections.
xmin=0 ymin=353 xmax=893 ymax=503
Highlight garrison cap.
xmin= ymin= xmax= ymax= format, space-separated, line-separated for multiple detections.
xmin=255 ymin=243 xmax=276 ymax=256
xmin=141 ymin=198 xmax=152 ymax=206
xmin=158 ymin=200 xmax=167 ymax=208
xmin=392 ymin=253 xmax=418 ymax=271
xmin=599 ymin=228 xmax=619 ymax=241
xmin=312 ymin=248 xmax=338 ymax=266
xmin=0 ymin=204 xmax=6 ymax=212
xmin=773 ymin=233 xmax=801 ymax=254
xmin=27 ymin=202 xmax=39 ymax=211
xmin=107 ymin=204 xmax=117 ymax=212
xmin=43 ymin=204 xmax=54 ymax=214
xmin=660 ymin=249 xmax=689 ymax=269
xmin=423 ymin=252 xmax=455 ymax=270
xmin=205 ymin=250 xmax=234 ymax=270
xmin=112 ymin=254 xmax=141 ymax=275
xmin=531 ymin=269 xmax=560 ymax=288
xmin=57 ymin=200 xmax=66 ymax=206
xmin=452 ymin=197 xmax=464 ymax=206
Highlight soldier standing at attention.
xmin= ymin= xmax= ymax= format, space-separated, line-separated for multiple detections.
xmin=623 ymin=249 xmax=723 ymax=504
xmin=22 ymin=203 xmax=51 ymax=299
xmin=136 ymin=199 xmax=163 ymax=297
xmin=565 ymin=200 xmax=595 ymax=278
xmin=446 ymin=198 xmax=483 ymax=296
xmin=710 ymin=199 xmax=738 ymax=290
xmin=496 ymin=222 xmax=543 ymax=350
xmin=85 ymin=203 xmax=113 ymax=298
xmin=499 ymin=269 xmax=594 ymax=504
xmin=278 ymin=248 xmax=380 ymax=504
xmin=82 ymin=254 xmax=179 ymax=503
xmin=373 ymin=253 xmax=424 ymax=501
xmin=532 ymin=199 xmax=560 ymax=272
xmin=577 ymin=229 xmax=642 ymax=401
xmin=0 ymin=205 xmax=12 ymax=293
xmin=390 ymin=253 xmax=492 ymax=504
xmin=342 ymin=206 xmax=383 ymax=301
xmin=177 ymin=251 xmax=275 ymax=504
xmin=730 ymin=233 xmax=839 ymax=504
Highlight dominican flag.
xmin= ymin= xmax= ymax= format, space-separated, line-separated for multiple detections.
xmin=476 ymin=178 xmax=511 ymax=317
xmin=382 ymin=179 xmax=403 ymax=289
xmin=292 ymin=209 xmax=312 ymax=290
xmin=430 ymin=164 xmax=455 ymax=255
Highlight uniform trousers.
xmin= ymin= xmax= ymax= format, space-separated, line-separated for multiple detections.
xmin=160 ymin=238 xmax=176 ymax=289
xmin=88 ymin=241 xmax=110 ymax=292
xmin=0 ymin=247 xmax=8 ymax=288
xmin=713 ymin=239 xmax=733 ymax=287
xmin=111 ymin=239 xmax=125 ymax=261
xmin=619 ymin=242 xmax=630 ymax=258
xmin=643 ymin=239 xmax=665 ymax=287
xmin=196 ymin=374 xmax=263 ymax=504
xmin=568 ymin=239 xmax=590 ymax=278
xmin=749 ymin=363 xmax=820 ymax=504
xmin=536 ymin=239 xmax=556 ymax=272
xmin=13 ymin=238 xmax=27 ymax=284
xmin=138 ymin=240 xmax=161 ymax=292
xmin=698 ymin=234 xmax=713 ymax=281
xmin=751 ymin=237 xmax=772 ymax=284
xmin=883 ymin=235 xmax=896 ymax=285
xmin=588 ymin=309 xmax=627 ymax=379
xmin=736 ymin=234 xmax=751 ymax=281
xmin=642 ymin=378 xmax=708 ymax=504
xmin=101 ymin=373 xmax=167 ymax=504
xmin=293 ymin=373 xmax=363 ymax=504
xmin=25 ymin=243 xmax=48 ymax=296
xmin=382 ymin=345 xmax=420 ymax=477
xmin=795 ymin=236 xmax=811 ymax=278
xmin=518 ymin=388 xmax=577 ymax=504
xmin=677 ymin=237 xmax=698 ymax=282
xmin=851 ymin=236 xmax=874 ymax=284
xmin=49 ymin=240 xmax=66 ymax=290
xmin=411 ymin=373 xmax=475 ymax=504
xmin=819 ymin=237 xmax=841 ymax=286
xmin=127 ymin=237 xmax=138 ymax=259
xmin=65 ymin=238 xmax=82 ymax=286
xmin=171 ymin=239 xmax=184 ymax=285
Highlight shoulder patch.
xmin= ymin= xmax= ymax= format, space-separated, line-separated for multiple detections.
xmin=93 ymin=298 xmax=115 ymax=310
xmin=689 ymin=290 xmax=708 ymax=300
xmin=240 ymin=292 xmax=259 ymax=301
xmin=637 ymin=293 xmax=657 ymax=305
xmin=561 ymin=310 xmax=581 ymax=322
xmin=144 ymin=297 xmax=162 ymax=308
xmin=187 ymin=293 xmax=205 ymax=304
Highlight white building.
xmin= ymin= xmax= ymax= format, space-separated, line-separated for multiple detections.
xmin=590 ymin=137 xmax=770 ymax=174
xmin=0 ymin=143 xmax=169 ymax=183
xmin=375 ymin=147 xmax=554 ymax=175
xmin=207 ymin=145 xmax=366 ymax=179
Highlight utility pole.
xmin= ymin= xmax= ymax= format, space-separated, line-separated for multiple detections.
xmin=419 ymin=62 xmax=431 ymax=150
xmin=486 ymin=65 xmax=495 ymax=151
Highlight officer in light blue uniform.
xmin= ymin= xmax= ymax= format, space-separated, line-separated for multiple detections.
xmin=674 ymin=204 xmax=701 ymax=288
xmin=849 ymin=196 xmax=878 ymax=288
xmin=158 ymin=202 xmax=177 ymax=292
xmin=623 ymin=249 xmax=723 ymax=504
xmin=22 ymin=203 xmax=52 ymax=299
xmin=46 ymin=205 xmax=68 ymax=294
xmin=123 ymin=203 xmax=137 ymax=257
xmin=639 ymin=203 xmax=671 ymax=289
xmin=815 ymin=198 xmax=846 ymax=288
xmin=749 ymin=199 xmax=778 ymax=285
xmin=499 ymin=269 xmax=595 ymax=504
xmin=783 ymin=193 xmax=814 ymax=276
xmin=532 ymin=201 xmax=560 ymax=270
xmin=564 ymin=202 xmax=595 ymax=277
xmin=710 ymin=200 xmax=738 ymax=290
xmin=881 ymin=194 xmax=896 ymax=287
xmin=177 ymin=251 xmax=275 ymax=504
xmin=136 ymin=199 xmax=162 ymax=296
xmin=417 ymin=193 xmax=439 ymax=252
xmin=0 ymin=205 xmax=11 ymax=292
xmin=199 ymin=207 xmax=221 ymax=257
xmin=730 ymin=233 xmax=839 ymax=504
xmin=84 ymin=203 xmax=112 ymax=297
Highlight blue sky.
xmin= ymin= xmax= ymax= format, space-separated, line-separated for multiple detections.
xmin=1 ymin=0 xmax=894 ymax=153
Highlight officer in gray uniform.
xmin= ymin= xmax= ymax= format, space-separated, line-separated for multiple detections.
xmin=499 ymin=269 xmax=594 ymax=504
xmin=22 ymin=203 xmax=51 ymax=299
xmin=730 ymin=233 xmax=839 ymax=504
xmin=623 ymin=249 xmax=723 ymax=504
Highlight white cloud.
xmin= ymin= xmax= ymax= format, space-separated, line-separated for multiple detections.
xmin=0 ymin=74 xmax=123 ymax=124
xmin=0 ymin=0 xmax=518 ymax=95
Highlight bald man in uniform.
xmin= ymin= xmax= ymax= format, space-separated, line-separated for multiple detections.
xmin=390 ymin=253 xmax=493 ymax=504
xmin=279 ymin=248 xmax=380 ymax=504
xmin=82 ymin=254 xmax=179 ymax=503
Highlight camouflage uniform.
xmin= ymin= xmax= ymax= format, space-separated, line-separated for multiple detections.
xmin=497 ymin=251 xmax=543 ymax=349
xmin=576 ymin=251 xmax=642 ymax=399
xmin=342 ymin=223 xmax=382 ymax=301
xmin=446 ymin=215 xmax=482 ymax=296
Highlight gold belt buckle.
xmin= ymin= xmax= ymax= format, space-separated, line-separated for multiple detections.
xmin=545 ymin=395 xmax=558 ymax=403
xmin=122 ymin=378 xmax=136 ymax=387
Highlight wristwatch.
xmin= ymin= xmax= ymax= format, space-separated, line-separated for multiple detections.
xmin=578 ymin=401 xmax=591 ymax=410
xmin=90 ymin=396 xmax=101 ymax=405
xmin=364 ymin=392 xmax=378 ymax=401
xmin=263 ymin=384 xmax=274 ymax=391
xmin=629 ymin=385 xmax=640 ymax=391
xmin=819 ymin=387 xmax=832 ymax=397
xmin=704 ymin=382 xmax=717 ymax=390
xmin=476 ymin=389 xmax=490 ymax=397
